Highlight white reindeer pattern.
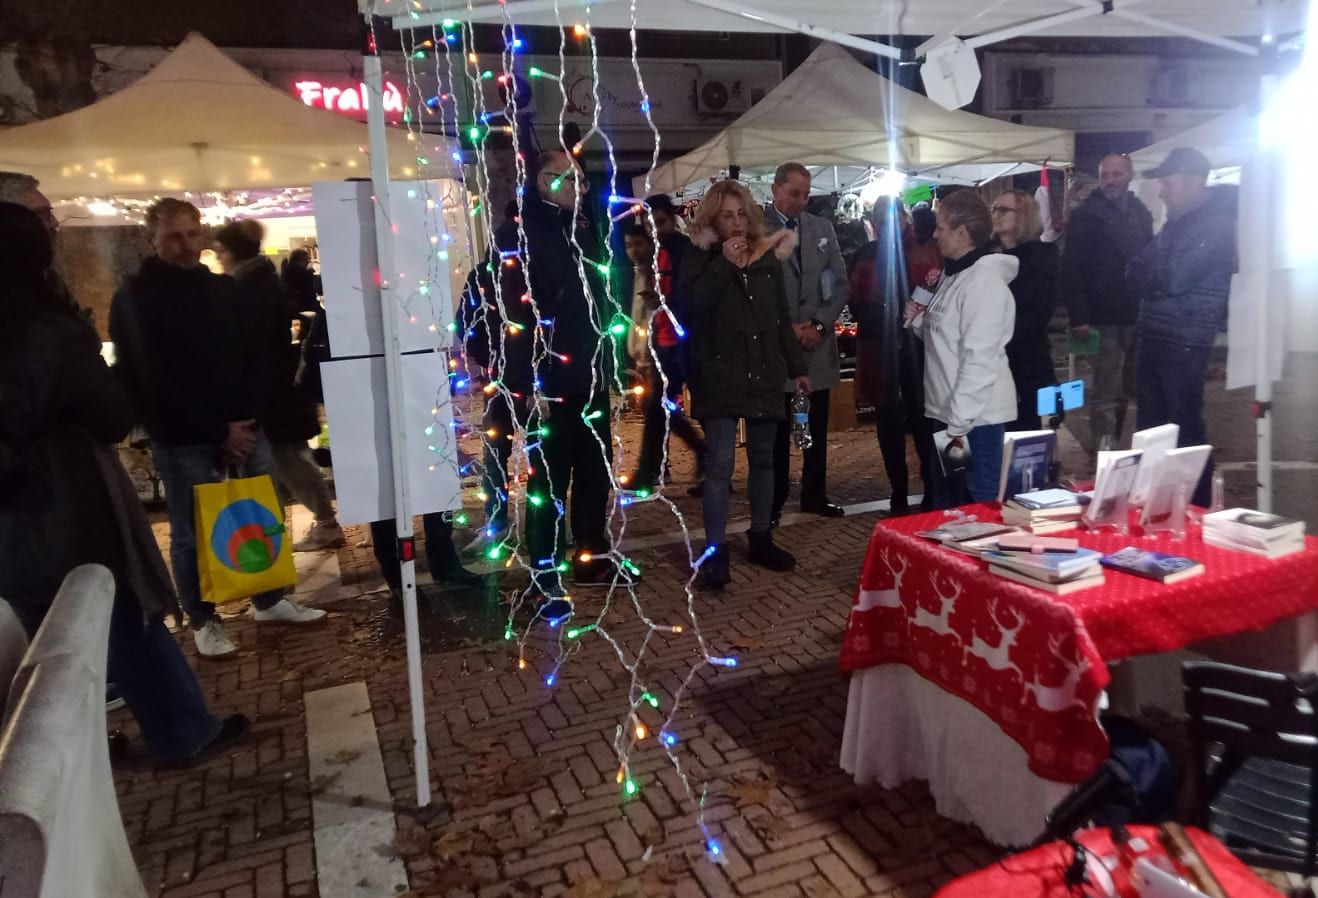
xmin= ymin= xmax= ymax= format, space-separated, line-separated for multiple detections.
xmin=963 ymin=599 xmax=1024 ymax=680
xmin=856 ymin=548 xmax=907 ymax=612
xmin=1022 ymin=633 xmax=1092 ymax=713
xmin=912 ymin=572 xmax=962 ymax=646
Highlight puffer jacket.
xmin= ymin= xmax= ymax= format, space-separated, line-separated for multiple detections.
xmin=916 ymin=248 xmax=1019 ymax=437
xmin=1130 ymin=186 xmax=1237 ymax=348
xmin=683 ymin=227 xmax=806 ymax=421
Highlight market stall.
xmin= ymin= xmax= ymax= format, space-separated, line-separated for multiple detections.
xmin=636 ymin=42 xmax=1074 ymax=198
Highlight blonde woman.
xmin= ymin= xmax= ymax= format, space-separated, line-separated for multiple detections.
xmin=683 ymin=180 xmax=809 ymax=589
xmin=991 ymin=189 xmax=1059 ymax=430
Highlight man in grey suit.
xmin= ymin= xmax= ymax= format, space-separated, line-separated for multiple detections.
xmin=765 ymin=162 xmax=850 ymax=522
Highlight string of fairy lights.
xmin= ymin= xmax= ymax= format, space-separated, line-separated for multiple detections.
xmin=378 ymin=9 xmax=738 ymax=862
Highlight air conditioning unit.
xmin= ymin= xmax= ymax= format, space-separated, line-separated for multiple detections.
xmin=1007 ymin=67 xmax=1054 ymax=109
xmin=1151 ymin=66 xmax=1192 ymax=107
xmin=695 ymin=77 xmax=751 ymax=115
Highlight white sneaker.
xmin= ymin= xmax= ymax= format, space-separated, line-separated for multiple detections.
xmin=294 ymin=521 xmax=346 ymax=552
xmin=252 ymin=598 xmax=328 ymax=625
xmin=194 ymin=620 xmax=238 ymax=659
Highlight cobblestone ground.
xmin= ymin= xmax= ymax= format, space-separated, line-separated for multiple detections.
xmin=114 ymin=350 xmax=1318 ymax=897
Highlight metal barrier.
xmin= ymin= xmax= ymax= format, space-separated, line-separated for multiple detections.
xmin=0 ymin=565 xmax=148 ymax=898
xmin=0 ymin=602 xmax=27 ymax=717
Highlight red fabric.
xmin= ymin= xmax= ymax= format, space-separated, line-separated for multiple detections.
xmin=840 ymin=504 xmax=1318 ymax=783
xmin=934 ymin=826 xmax=1282 ymax=898
xmin=652 ymin=247 xmax=679 ymax=348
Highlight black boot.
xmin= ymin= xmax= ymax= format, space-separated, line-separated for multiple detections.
xmin=747 ymin=530 xmax=795 ymax=572
xmin=698 ymin=545 xmax=731 ymax=590
xmin=434 ymin=564 xmax=485 ymax=589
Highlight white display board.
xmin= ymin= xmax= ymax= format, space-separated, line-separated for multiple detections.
xmin=312 ymin=179 xmax=459 ymax=358
xmin=320 ymin=353 xmax=462 ymax=524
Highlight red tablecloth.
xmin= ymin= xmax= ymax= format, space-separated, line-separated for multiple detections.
xmin=933 ymin=826 xmax=1282 ymax=898
xmin=840 ymin=504 xmax=1318 ymax=783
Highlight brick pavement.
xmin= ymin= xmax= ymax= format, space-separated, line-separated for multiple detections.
xmin=113 ymin=349 xmax=1318 ymax=896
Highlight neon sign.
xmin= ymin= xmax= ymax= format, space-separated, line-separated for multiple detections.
xmin=294 ymin=80 xmax=405 ymax=116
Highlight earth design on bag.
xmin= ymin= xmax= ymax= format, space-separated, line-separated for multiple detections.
xmin=210 ymin=498 xmax=286 ymax=574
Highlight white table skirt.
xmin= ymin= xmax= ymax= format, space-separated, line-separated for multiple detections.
xmin=840 ymin=665 xmax=1074 ymax=848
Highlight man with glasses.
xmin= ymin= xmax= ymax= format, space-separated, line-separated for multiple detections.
xmin=1060 ymin=153 xmax=1154 ymax=451
xmin=0 ymin=171 xmax=89 ymax=324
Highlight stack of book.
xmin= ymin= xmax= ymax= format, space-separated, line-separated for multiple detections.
xmin=983 ymin=547 xmax=1106 ymax=595
xmin=1001 ymin=488 xmax=1084 ymax=534
xmin=1203 ymin=509 xmax=1307 ymax=559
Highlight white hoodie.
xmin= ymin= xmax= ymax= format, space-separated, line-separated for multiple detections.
xmin=916 ymin=251 xmax=1019 ymax=437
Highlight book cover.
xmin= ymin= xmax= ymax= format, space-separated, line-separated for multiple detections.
xmin=1084 ymin=450 xmax=1143 ymax=526
xmin=1206 ymin=508 xmax=1304 ymax=534
xmin=917 ymin=521 xmax=1017 ymax=543
xmin=1139 ymin=445 xmax=1211 ymax=529
xmin=997 ymin=431 xmax=1056 ymax=502
xmin=1101 ymin=546 xmax=1204 ymax=584
xmin=1129 ymin=424 xmax=1179 ymax=506
xmin=1010 ymin=488 xmax=1082 ymax=510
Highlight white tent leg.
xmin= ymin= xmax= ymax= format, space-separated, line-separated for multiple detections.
xmin=364 ymin=45 xmax=432 ymax=808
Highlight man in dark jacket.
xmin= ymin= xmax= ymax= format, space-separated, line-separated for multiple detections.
xmin=1061 ymin=153 xmax=1155 ymax=451
xmin=520 ymin=150 xmax=626 ymax=605
xmin=110 ymin=199 xmax=324 ymax=660
xmin=1129 ymin=148 xmax=1237 ymax=506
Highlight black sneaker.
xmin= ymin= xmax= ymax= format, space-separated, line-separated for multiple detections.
xmin=747 ymin=531 xmax=795 ymax=572
xmin=167 ymin=713 xmax=250 ymax=768
xmin=572 ymin=556 xmax=641 ymax=589
xmin=698 ymin=545 xmax=731 ymax=590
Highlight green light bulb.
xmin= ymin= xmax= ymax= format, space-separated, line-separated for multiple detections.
xmin=455 ymin=513 xmax=469 ymax=525
xmin=624 ymin=779 xmax=638 ymax=796
xmin=609 ymin=322 xmax=626 ymax=336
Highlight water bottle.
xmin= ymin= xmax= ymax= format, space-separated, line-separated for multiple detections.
xmin=1211 ymin=470 xmax=1226 ymax=513
xmin=791 ymin=389 xmax=812 ymax=451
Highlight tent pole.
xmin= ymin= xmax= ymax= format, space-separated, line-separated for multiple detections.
xmin=1254 ymin=78 xmax=1279 ymax=513
xmin=682 ymin=0 xmax=903 ymax=61
xmin=363 ymin=22 xmax=433 ymax=808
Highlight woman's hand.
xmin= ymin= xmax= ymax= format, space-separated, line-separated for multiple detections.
xmin=721 ymin=237 xmax=749 ymax=268
xmin=793 ymin=375 xmax=812 ymax=394
xmin=903 ymin=300 xmax=923 ymax=328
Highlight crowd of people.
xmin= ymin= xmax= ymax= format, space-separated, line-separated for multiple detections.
xmin=0 ymin=143 xmax=1234 ymax=760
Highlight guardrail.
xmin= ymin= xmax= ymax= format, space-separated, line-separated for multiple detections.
xmin=0 ymin=565 xmax=148 ymax=898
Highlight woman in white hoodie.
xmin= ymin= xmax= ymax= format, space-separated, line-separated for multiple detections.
xmin=907 ymin=190 xmax=1018 ymax=507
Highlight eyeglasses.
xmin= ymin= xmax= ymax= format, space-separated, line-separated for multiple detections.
xmin=989 ymin=205 xmax=1018 ymax=217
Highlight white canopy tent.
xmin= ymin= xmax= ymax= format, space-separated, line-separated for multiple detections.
xmin=0 ymin=32 xmax=455 ymax=200
xmin=635 ymin=43 xmax=1072 ymax=197
xmin=373 ymin=0 xmax=1300 ymax=61
xmin=1130 ymin=105 xmax=1257 ymax=178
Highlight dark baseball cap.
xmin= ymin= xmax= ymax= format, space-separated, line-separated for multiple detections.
xmin=1145 ymin=147 xmax=1212 ymax=179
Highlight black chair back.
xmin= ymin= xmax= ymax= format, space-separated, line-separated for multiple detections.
xmin=1183 ymin=660 xmax=1318 ymax=876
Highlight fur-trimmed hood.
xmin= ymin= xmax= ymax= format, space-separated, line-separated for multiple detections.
xmin=688 ymin=225 xmax=798 ymax=264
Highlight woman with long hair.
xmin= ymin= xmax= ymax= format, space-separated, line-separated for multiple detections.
xmin=684 ymin=180 xmax=809 ymax=589
xmin=991 ymin=189 xmax=1059 ymax=430
xmin=0 ymin=202 xmax=246 ymax=765
xmin=907 ymin=190 xmax=1019 ymax=507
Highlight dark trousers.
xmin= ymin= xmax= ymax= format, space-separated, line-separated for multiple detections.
xmin=527 ymin=393 xmax=612 ymax=576
xmin=874 ymin=387 xmax=933 ymax=511
xmin=12 ymin=589 xmax=221 ymax=765
xmin=635 ymin=345 xmax=706 ymax=484
xmin=924 ymin=419 xmax=1007 ymax=510
xmin=1136 ymin=337 xmax=1214 ymax=507
xmin=773 ymin=388 xmax=831 ymax=514
xmin=370 ymin=514 xmax=458 ymax=589
xmin=481 ymin=392 xmax=530 ymax=532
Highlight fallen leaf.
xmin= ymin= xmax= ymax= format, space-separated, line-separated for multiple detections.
xmin=728 ymin=771 xmax=777 ymax=808
xmin=309 ymin=771 xmax=343 ymax=796
xmin=325 ymin=749 xmax=362 ymax=766
xmin=433 ymin=829 xmax=475 ymax=862
xmin=640 ymin=824 xmax=665 ymax=848
xmin=746 ymin=810 xmax=793 ymax=843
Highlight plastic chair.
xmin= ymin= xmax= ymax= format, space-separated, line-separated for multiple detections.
xmin=1183 ymin=660 xmax=1318 ymax=876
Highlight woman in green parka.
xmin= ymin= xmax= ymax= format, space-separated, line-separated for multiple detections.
xmin=683 ymin=180 xmax=810 ymax=589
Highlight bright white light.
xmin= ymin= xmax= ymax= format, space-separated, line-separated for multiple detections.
xmin=86 ymin=200 xmax=118 ymax=217
xmin=858 ymin=169 xmax=907 ymax=206
xmin=1261 ymin=0 xmax=1318 ymax=264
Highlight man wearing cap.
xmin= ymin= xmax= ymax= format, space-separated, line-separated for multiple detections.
xmin=1061 ymin=154 xmax=1154 ymax=451
xmin=1128 ymin=147 xmax=1237 ymax=506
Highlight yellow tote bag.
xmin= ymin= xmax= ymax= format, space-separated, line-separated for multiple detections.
xmin=194 ymin=474 xmax=296 ymax=604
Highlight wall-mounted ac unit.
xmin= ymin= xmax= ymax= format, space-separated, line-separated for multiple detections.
xmin=1007 ymin=67 xmax=1054 ymax=109
xmin=695 ymin=78 xmax=750 ymax=115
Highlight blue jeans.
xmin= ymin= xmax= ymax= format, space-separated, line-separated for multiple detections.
xmin=153 ymin=433 xmax=284 ymax=628
xmin=926 ymin=420 xmax=1006 ymax=509
xmin=10 ymin=590 xmax=221 ymax=765
xmin=1136 ymin=337 xmax=1214 ymax=506
xmin=702 ymin=417 xmax=776 ymax=547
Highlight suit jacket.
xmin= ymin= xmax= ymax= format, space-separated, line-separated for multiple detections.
xmin=764 ymin=205 xmax=850 ymax=391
